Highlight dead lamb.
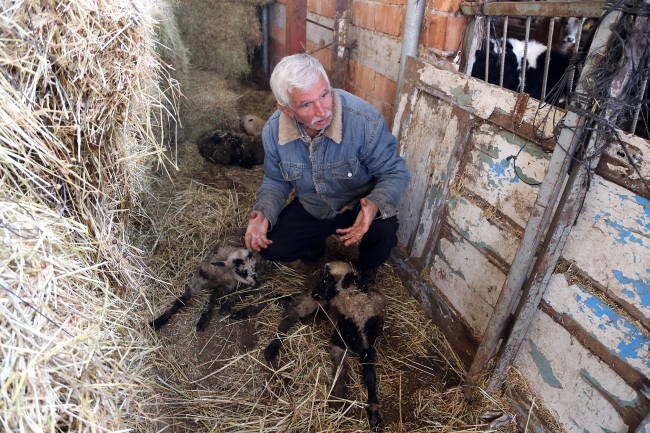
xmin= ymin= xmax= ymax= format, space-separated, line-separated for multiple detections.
xmin=264 ymin=261 xmax=388 ymax=429
xmin=150 ymin=230 xmax=261 ymax=331
xmin=198 ymin=114 xmax=266 ymax=169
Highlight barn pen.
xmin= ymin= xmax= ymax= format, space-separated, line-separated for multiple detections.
xmin=1 ymin=0 xmax=649 ymax=432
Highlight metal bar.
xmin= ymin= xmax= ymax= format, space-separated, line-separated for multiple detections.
xmin=330 ymin=0 xmax=351 ymax=89
xmin=462 ymin=8 xmax=628 ymax=400
xmin=631 ymin=63 xmax=649 ymax=133
xmin=394 ymin=0 xmax=427 ymax=109
xmin=486 ymin=8 xmax=647 ymax=396
xmin=485 ymin=18 xmax=491 ymax=82
xmin=499 ymin=17 xmax=508 ymax=87
xmin=262 ymin=6 xmax=269 ymax=77
xmin=520 ymin=17 xmax=531 ymax=93
xmin=307 ymin=18 xmax=334 ymax=31
xmin=567 ymin=18 xmax=586 ymax=99
xmin=460 ymin=1 xmax=606 ymax=18
xmin=540 ymin=17 xmax=555 ymax=101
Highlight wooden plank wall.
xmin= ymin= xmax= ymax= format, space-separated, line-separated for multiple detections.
xmin=393 ymin=57 xmax=650 ymax=432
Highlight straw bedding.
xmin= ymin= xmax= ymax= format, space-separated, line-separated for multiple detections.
xmin=1 ymin=0 xmax=526 ymax=431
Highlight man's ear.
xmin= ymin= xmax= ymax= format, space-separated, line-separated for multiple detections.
xmin=277 ymin=103 xmax=294 ymax=119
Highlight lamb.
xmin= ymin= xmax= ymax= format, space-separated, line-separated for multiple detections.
xmin=239 ymin=114 xmax=265 ymax=141
xmin=264 ymin=261 xmax=388 ymax=429
xmin=150 ymin=230 xmax=262 ymax=331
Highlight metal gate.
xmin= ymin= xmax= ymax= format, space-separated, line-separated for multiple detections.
xmin=391 ymin=2 xmax=650 ymax=431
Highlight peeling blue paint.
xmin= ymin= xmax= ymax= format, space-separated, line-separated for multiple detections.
xmin=612 ymin=269 xmax=650 ymax=308
xmin=580 ymin=368 xmax=643 ymax=409
xmin=450 ymin=85 xmax=473 ymax=106
xmin=572 ymin=284 xmax=650 ymax=373
xmin=528 ymin=339 xmax=563 ymax=389
xmin=600 ymin=428 xmax=616 ymax=433
xmin=604 ymin=219 xmax=645 ymax=247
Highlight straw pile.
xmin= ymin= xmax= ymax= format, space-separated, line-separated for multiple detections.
xmin=141 ymin=176 xmax=522 ymax=431
xmin=0 ymin=0 xmax=173 ymax=430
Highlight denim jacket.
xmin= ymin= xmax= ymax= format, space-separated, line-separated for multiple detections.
xmin=253 ymin=89 xmax=410 ymax=229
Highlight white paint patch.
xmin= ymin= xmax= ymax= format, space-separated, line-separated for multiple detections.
xmin=430 ymin=236 xmax=506 ymax=336
xmin=417 ymin=62 xmax=519 ymax=119
xmin=349 ymin=26 xmax=401 ymax=81
xmin=562 ymin=175 xmax=650 ymax=320
xmin=393 ymin=92 xmax=408 ymax=138
xmin=514 ymin=311 xmax=634 ymax=433
xmin=544 ymin=273 xmax=650 ymax=377
xmin=446 ymin=197 xmax=520 ymax=265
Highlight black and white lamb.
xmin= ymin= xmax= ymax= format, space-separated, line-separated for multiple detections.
xmin=150 ymin=230 xmax=262 ymax=331
xmin=264 ymin=261 xmax=388 ymax=429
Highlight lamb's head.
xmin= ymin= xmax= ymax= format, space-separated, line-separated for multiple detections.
xmin=212 ymin=249 xmax=259 ymax=287
xmin=240 ymin=114 xmax=265 ymax=141
xmin=312 ymin=261 xmax=353 ymax=301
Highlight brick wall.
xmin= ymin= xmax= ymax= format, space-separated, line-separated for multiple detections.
xmin=268 ymin=0 xmax=467 ymax=130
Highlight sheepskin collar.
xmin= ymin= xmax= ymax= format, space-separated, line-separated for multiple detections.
xmin=278 ymin=89 xmax=343 ymax=145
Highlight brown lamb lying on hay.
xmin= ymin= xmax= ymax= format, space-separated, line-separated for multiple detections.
xmin=150 ymin=229 xmax=264 ymax=331
xmin=264 ymin=261 xmax=388 ymax=429
xmin=198 ymin=114 xmax=266 ymax=169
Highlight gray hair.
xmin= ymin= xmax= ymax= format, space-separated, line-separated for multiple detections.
xmin=270 ymin=54 xmax=331 ymax=109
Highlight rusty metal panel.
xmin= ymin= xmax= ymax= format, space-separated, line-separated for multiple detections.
xmin=561 ymin=175 xmax=650 ymax=323
xmin=460 ymin=1 xmax=606 ymax=18
xmin=514 ymin=310 xmax=640 ymax=432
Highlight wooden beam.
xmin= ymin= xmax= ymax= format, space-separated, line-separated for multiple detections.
xmin=286 ymin=0 xmax=307 ymax=55
xmin=460 ymin=1 xmax=606 ymax=18
xmin=330 ymin=0 xmax=351 ymax=88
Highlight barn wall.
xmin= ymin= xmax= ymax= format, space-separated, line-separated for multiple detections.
xmin=267 ymin=0 xmax=466 ymax=130
xmin=393 ymin=56 xmax=650 ymax=432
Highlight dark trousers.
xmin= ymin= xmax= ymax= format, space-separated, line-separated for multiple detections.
xmin=260 ymin=199 xmax=399 ymax=269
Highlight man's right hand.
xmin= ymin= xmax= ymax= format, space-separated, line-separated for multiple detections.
xmin=245 ymin=211 xmax=272 ymax=251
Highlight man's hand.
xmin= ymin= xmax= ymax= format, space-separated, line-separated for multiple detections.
xmin=336 ymin=198 xmax=379 ymax=247
xmin=245 ymin=211 xmax=272 ymax=251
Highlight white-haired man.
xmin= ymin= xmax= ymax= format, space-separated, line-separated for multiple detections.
xmin=245 ymin=54 xmax=410 ymax=281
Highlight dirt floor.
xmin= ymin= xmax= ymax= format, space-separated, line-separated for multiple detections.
xmin=141 ymin=61 xmax=519 ymax=432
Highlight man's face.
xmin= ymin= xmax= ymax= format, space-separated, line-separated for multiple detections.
xmin=278 ymin=74 xmax=333 ymax=137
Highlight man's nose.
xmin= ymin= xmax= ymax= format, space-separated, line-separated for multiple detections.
xmin=313 ymin=101 xmax=326 ymax=117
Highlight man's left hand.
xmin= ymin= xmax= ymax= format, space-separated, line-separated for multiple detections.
xmin=336 ymin=198 xmax=379 ymax=247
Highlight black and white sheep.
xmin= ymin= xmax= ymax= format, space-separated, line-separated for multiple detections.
xmin=150 ymin=230 xmax=262 ymax=331
xmin=198 ymin=114 xmax=266 ymax=169
xmin=264 ymin=261 xmax=388 ymax=429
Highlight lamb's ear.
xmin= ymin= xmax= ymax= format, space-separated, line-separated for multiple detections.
xmin=211 ymin=261 xmax=228 ymax=267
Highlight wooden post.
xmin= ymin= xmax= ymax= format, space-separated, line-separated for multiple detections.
xmin=286 ymin=0 xmax=307 ymax=55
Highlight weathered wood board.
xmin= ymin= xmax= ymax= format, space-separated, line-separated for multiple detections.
xmin=515 ymin=310 xmax=638 ymax=432
xmin=393 ymin=56 xmax=650 ymax=432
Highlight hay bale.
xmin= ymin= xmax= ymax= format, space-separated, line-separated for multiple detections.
xmin=0 ymin=0 xmax=174 ymax=430
xmin=180 ymin=70 xmax=241 ymax=142
xmin=176 ymin=0 xmax=263 ymax=78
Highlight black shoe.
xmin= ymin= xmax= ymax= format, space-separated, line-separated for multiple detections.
xmin=301 ymin=242 xmax=326 ymax=263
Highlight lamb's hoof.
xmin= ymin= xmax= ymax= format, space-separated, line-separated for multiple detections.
xmin=196 ymin=313 xmax=211 ymax=331
xmin=264 ymin=340 xmax=281 ymax=362
xmin=367 ymin=404 xmax=384 ymax=430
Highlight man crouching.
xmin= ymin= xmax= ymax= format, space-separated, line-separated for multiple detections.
xmin=245 ymin=54 xmax=410 ymax=281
